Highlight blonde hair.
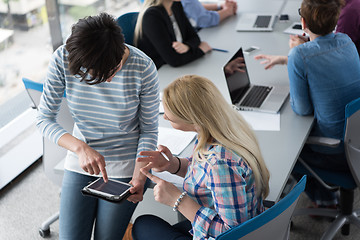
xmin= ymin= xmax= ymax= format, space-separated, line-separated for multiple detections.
xmin=163 ymin=75 xmax=270 ymax=199
xmin=134 ymin=0 xmax=165 ymax=45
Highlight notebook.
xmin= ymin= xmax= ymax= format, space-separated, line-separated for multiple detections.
xmin=223 ymin=47 xmax=289 ymax=113
xmin=235 ymin=0 xmax=288 ymax=32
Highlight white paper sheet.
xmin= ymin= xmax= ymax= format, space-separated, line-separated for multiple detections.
xmin=239 ymin=111 xmax=280 ymax=131
xmin=159 ymin=92 xmax=164 ymax=113
xmin=158 ymin=127 xmax=197 ymax=155
xmin=152 ymin=127 xmax=194 ymax=187
xmin=159 ymin=101 xmax=164 ymax=113
xmin=152 ymin=171 xmax=184 ymax=188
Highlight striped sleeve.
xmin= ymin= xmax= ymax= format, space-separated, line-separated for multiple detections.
xmin=136 ymin=60 xmax=159 ymax=156
xmin=36 ymin=46 xmax=68 ymax=144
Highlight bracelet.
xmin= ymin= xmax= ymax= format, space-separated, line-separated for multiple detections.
xmin=171 ymin=156 xmax=181 ymax=174
xmin=173 ymin=191 xmax=187 ymax=212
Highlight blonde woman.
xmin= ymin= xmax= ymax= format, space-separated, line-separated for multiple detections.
xmin=132 ymin=75 xmax=270 ymax=240
xmin=134 ymin=0 xmax=211 ymax=69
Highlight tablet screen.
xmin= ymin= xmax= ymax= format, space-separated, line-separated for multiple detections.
xmin=87 ymin=178 xmax=130 ymax=195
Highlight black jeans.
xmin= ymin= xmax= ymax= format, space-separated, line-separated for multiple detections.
xmin=132 ymin=214 xmax=192 ymax=240
xmin=292 ymin=144 xmax=350 ymax=206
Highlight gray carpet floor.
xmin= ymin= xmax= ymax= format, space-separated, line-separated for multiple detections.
xmin=1 ymin=160 xmax=360 ymax=240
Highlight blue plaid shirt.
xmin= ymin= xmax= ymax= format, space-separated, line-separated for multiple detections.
xmin=183 ymin=139 xmax=264 ymax=239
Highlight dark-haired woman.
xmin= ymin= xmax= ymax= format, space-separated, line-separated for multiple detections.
xmin=255 ymin=0 xmax=360 ymax=208
xmin=37 ymin=13 xmax=159 ymax=239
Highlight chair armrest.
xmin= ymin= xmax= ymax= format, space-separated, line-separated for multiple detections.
xmin=306 ymin=136 xmax=341 ymax=148
xmin=298 ymin=158 xmax=339 ymax=191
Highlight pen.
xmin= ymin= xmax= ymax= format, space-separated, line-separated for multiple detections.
xmin=212 ymin=48 xmax=229 ymax=53
xmin=158 ymin=150 xmax=170 ymax=161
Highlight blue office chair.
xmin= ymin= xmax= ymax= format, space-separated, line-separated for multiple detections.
xmin=22 ymin=78 xmax=73 ymax=238
xmin=116 ymin=12 xmax=139 ymax=45
xmin=216 ymin=175 xmax=306 ymax=240
xmin=293 ymin=96 xmax=360 ymax=240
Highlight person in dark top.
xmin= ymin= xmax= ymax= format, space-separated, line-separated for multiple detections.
xmin=134 ymin=0 xmax=212 ymax=69
xmin=336 ymin=0 xmax=360 ymax=56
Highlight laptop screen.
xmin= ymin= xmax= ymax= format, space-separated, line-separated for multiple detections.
xmin=223 ymin=48 xmax=251 ymax=105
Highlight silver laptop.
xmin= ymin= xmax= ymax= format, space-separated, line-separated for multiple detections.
xmin=236 ymin=0 xmax=288 ymax=32
xmin=223 ymin=48 xmax=289 ymax=113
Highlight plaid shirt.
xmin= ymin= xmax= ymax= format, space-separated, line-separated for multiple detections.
xmin=183 ymin=139 xmax=264 ymax=240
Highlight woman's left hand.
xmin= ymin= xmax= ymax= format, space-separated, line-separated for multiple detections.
xmin=127 ymin=177 xmax=146 ymax=203
xmin=140 ymin=167 xmax=181 ymax=207
xmin=172 ymin=41 xmax=190 ymax=54
xmin=254 ymin=54 xmax=288 ymax=69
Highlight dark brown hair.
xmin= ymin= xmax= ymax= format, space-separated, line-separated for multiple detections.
xmin=65 ymin=12 xmax=125 ymax=84
xmin=300 ymin=0 xmax=345 ymax=36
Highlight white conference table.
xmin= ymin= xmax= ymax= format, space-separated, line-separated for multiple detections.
xmin=156 ymin=0 xmax=313 ymax=205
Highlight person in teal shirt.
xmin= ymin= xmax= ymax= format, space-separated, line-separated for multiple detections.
xmin=255 ymin=0 xmax=360 ymax=207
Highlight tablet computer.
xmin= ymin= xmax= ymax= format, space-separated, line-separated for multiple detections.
xmin=81 ymin=178 xmax=132 ymax=203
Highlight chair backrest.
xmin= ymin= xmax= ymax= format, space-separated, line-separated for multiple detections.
xmin=22 ymin=78 xmax=74 ymax=186
xmin=344 ymin=97 xmax=360 ymax=187
xmin=216 ymin=175 xmax=306 ymax=240
xmin=116 ymin=12 xmax=139 ymax=45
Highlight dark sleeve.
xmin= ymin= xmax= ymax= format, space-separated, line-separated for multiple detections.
xmin=173 ymin=2 xmax=201 ymax=50
xmin=336 ymin=6 xmax=360 ymax=43
xmin=142 ymin=7 xmax=204 ymax=67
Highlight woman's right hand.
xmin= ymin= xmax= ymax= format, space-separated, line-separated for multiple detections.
xmin=137 ymin=145 xmax=173 ymax=173
xmin=77 ymin=143 xmax=108 ymax=182
xmin=140 ymin=168 xmax=181 ymax=207
xmin=199 ymin=41 xmax=212 ymax=54
xmin=289 ymin=34 xmax=309 ymax=49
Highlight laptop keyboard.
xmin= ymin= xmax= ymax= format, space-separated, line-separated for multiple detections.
xmin=240 ymin=85 xmax=272 ymax=108
xmin=254 ymin=16 xmax=272 ymax=28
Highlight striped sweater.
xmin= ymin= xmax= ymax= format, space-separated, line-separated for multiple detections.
xmin=37 ymin=44 xmax=159 ymax=178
